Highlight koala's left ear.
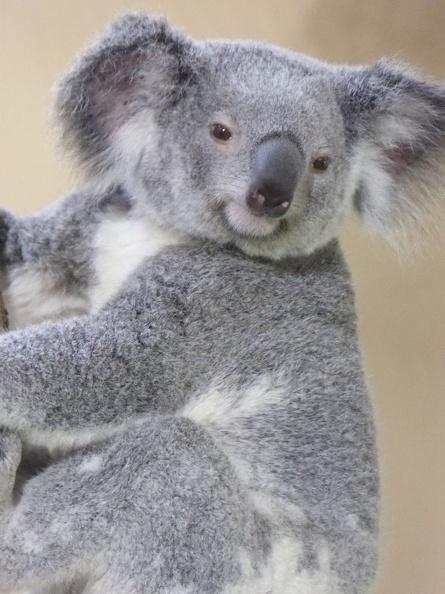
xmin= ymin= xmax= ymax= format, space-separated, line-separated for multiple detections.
xmin=54 ymin=13 xmax=200 ymax=176
xmin=338 ymin=60 xmax=445 ymax=239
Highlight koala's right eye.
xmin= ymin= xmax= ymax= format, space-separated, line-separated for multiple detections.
xmin=210 ymin=123 xmax=232 ymax=142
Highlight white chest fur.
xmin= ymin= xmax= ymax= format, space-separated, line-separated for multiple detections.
xmin=3 ymin=268 xmax=89 ymax=330
xmin=2 ymin=217 xmax=181 ymax=330
xmin=88 ymin=216 xmax=181 ymax=312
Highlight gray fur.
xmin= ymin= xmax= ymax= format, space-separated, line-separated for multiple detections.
xmin=0 ymin=11 xmax=444 ymax=594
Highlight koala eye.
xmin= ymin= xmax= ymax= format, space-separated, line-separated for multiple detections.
xmin=210 ymin=123 xmax=232 ymax=142
xmin=311 ymin=155 xmax=331 ymax=173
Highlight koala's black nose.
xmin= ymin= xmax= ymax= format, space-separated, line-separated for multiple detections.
xmin=247 ymin=137 xmax=302 ymax=218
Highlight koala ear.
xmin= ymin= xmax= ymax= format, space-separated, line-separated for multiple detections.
xmin=339 ymin=60 xmax=445 ymax=241
xmin=54 ymin=13 xmax=198 ymax=176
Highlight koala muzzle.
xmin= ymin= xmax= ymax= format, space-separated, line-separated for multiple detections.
xmin=247 ymin=137 xmax=302 ymax=218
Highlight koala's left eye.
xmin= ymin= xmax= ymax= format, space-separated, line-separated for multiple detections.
xmin=210 ymin=123 xmax=232 ymax=142
xmin=311 ymin=155 xmax=331 ymax=173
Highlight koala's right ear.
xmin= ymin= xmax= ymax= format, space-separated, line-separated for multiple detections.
xmin=337 ymin=61 xmax=445 ymax=244
xmin=54 ymin=13 xmax=198 ymax=176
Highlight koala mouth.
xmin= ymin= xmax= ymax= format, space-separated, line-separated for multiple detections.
xmin=224 ymin=200 xmax=281 ymax=238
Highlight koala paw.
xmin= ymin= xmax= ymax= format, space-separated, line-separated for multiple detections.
xmin=0 ymin=208 xmax=10 ymax=249
xmin=0 ymin=207 xmax=17 ymax=269
xmin=0 ymin=289 xmax=8 ymax=331
xmin=0 ymin=428 xmax=22 ymax=511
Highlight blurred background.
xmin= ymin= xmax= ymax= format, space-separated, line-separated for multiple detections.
xmin=0 ymin=1 xmax=444 ymax=592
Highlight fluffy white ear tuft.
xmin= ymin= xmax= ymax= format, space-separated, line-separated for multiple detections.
xmin=340 ymin=60 xmax=445 ymax=243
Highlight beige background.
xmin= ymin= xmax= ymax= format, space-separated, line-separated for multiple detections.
xmin=0 ymin=1 xmax=444 ymax=592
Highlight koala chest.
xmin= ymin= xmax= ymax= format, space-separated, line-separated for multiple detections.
xmin=88 ymin=217 xmax=181 ymax=312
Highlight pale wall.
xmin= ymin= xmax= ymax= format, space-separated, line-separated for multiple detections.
xmin=0 ymin=2 xmax=444 ymax=593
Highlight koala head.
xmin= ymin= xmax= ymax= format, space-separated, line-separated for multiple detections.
xmin=55 ymin=13 xmax=445 ymax=259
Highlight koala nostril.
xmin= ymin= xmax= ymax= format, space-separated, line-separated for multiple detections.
xmin=246 ymin=191 xmax=266 ymax=215
xmin=266 ymin=200 xmax=291 ymax=218
xmin=246 ymin=188 xmax=292 ymax=218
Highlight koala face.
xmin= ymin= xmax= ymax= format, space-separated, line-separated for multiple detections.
xmin=127 ymin=43 xmax=351 ymax=258
xmin=56 ymin=14 xmax=445 ymax=259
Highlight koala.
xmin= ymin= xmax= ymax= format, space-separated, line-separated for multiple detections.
xmin=0 ymin=12 xmax=444 ymax=594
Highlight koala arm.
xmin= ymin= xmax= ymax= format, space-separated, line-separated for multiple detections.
xmin=0 ymin=305 xmax=163 ymax=448
xmin=0 ymin=186 xmax=130 ymax=328
xmin=0 ymin=190 xmax=96 ymax=276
